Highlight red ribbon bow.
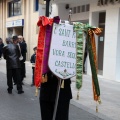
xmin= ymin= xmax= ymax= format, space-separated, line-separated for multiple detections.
xmin=34 ymin=16 xmax=53 ymax=87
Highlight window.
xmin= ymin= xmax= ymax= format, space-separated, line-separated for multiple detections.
xmin=8 ymin=0 xmax=21 ymax=17
xmin=86 ymin=4 xmax=90 ymax=12
xmin=81 ymin=5 xmax=85 ymax=12
xmin=73 ymin=7 xmax=76 ymax=14
xmin=35 ymin=0 xmax=39 ymax=11
xmin=77 ymin=6 xmax=80 ymax=13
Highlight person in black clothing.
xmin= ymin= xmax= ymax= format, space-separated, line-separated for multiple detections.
xmin=3 ymin=36 xmax=24 ymax=94
xmin=18 ymin=35 xmax=27 ymax=84
xmin=83 ymin=41 xmax=88 ymax=73
xmin=0 ymin=38 xmax=4 ymax=59
xmin=30 ymin=47 xmax=37 ymax=86
xmin=40 ymin=72 xmax=72 ymax=120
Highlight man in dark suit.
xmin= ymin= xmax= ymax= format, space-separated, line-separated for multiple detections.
xmin=39 ymin=71 xmax=72 ymax=120
xmin=3 ymin=36 xmax=24 ymax=94
xmin=18 ymin=35 xmax=27 ymax=84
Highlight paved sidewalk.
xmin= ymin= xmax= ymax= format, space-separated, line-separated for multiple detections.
xmin=0 ymin=59 xmax=120 ymax=120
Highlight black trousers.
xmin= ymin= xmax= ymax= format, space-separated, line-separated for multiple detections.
xmin=40 ymin=100 xmax=70 ymax=120
xmin=32 ymin=67 xmax=35 ymax=84
xmin=7 ymin=68 xmax=22 ymax=91
xmin=0 ymin=52 xmax=2 ymax=58
xmin=83 ymin=51 xmax=87 ymax=72
xmin=21 ymin=62 xmax=25 ymax=81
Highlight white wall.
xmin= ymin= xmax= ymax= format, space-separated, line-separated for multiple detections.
xmin=90 ymin=0 xmax=120 ymax=81
xmin=70 ymin=2 xmax=89 ymax=22
xmin=116 ymin=8 xmax=120 ymax=82
xmin=51 ymin=4 xmax=58 ymax=17
xmin=103 ymin=8 xmax=119 ymax=80
xmin=57 ymin=3 xmax=69 ymax=20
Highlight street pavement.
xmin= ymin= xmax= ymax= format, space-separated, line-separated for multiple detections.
xmin=0 ymin=59 xmax=120 ymax=120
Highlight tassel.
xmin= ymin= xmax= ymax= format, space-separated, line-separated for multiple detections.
xmin=61 ymin=80 xmax=64 ymax=88
xmin=76 ymin=91 xmax=79 ymax=100
xmin=45 ymin=74 xmax=48 ymax=82
xmin=42 ymin=74 xmax=48 ymax=83
xmin=98 ymin=96 xmax=102 ymax=104
xmin=96 ymin=101 xmax=98 ymax=113
xmin=35 ymin=87 xmax=38 ymax=97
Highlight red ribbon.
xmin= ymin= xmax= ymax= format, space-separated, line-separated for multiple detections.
xmin=34 ymin=16 xmax=53 ymax=87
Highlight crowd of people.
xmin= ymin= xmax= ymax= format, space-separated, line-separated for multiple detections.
xmin=0 ymin=35 xmax=27 ymax=94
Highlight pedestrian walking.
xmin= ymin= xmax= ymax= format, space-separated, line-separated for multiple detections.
xmin=0 ymin=38 xmax=4 ymax=59
xmin=30 ymin=46 xmax=37 ymax=86
xmin=3 ymin=36 xmax=24 ymax=94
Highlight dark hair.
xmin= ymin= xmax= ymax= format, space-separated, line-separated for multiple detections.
xmin=0 ymin=38 xmax=2 ymax=41
xmin=6 ymin=37 xmax=12 ymax=44
xmin=33 ymin=47 xmax=37 ymax=51
xmin=12 ymin=36 xmax=18 ymax=41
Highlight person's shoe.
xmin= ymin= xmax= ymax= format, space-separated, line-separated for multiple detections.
xmin=8 ymin=90 xmax=12 ymax=94
xmin=18 ymin=90 xmax=24 ymax=94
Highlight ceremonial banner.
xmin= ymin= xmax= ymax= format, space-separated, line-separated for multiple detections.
xmin=48 ymin=23 xmax=76 ymax=79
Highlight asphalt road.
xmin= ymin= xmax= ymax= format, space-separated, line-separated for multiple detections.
xmin=0 ymin=71 xmax=105 ymax=120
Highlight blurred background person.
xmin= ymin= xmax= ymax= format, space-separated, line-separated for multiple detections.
xmin=18 ymin=35 xmax=27 ymax=84
xmin=30 ymin=46 xmax=37 ymax=86
xmin=3 ymin=36 xmax=24 ymax=94
xmin=0 ymin=38 xmax=4 ymax=59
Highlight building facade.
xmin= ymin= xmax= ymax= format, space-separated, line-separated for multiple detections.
xmin=50 ymin=0 xmax=120 ymax=82
xmin=0 ymin=0 xmax=40 ymax=59
xmin=1 ymin=0 xmax=120 ymax=82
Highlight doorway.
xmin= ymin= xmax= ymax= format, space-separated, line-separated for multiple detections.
xmin=98 ymin=12 xmax=106 ymax=75
xmin=14 ymin=27 xmax=23 ymax=36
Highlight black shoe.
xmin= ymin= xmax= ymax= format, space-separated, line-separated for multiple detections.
xmin=8 ymin=90 xmax=12 ymax=94
xmin=18 ymin=90 xmax=24 ymax=94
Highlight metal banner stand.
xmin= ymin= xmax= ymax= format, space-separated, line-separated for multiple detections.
xmin=52 ymin=79 xmax=61 ymax=120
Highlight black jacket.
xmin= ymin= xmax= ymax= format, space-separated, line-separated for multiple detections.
xmin=3 ymin=43 xmax=21 ymax=69
xmin=0 ymin=43 xmax=4 ymax=55
xmin=30 ymin=53 xmax=36 ymax=63
xmin=40 ymin=72 xmax=72 ymax=102
xmin=19 ymin=42 xmax=27 ymax=62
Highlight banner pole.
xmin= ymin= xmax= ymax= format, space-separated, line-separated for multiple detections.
xmin=45 ymin=0 xmax=50 ymax=17
xmin=52 ymin=79 xmax=62 ymax=120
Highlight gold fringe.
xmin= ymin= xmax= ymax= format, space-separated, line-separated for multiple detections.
xmin=45 ymin=74 xmax=48 ymax=82
xmin=76 ymin=91 xmax=79 ymax=100
xmin=96 ymin=102 xmax=98 ymax=113
xmin=35 ymin=87 xmax=38 ymax=97
xmin=42 ymin=74 xmax=48 ymax=83
xmin=98 ymin=96 xmax=102 ymax=104
xmin=61 ymin=80 xmax=64 ymax=88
